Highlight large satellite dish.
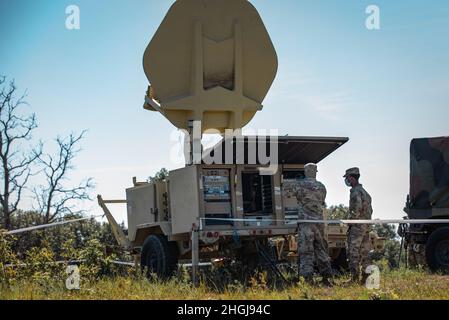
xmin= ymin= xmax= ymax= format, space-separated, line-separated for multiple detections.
xmin=143 ymin=0 xmax=278 ymax=133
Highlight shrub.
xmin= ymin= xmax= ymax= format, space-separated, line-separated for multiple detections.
xmin=0 ymin=233 xmax=19 ymax=284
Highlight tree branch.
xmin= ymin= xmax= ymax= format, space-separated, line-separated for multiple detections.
xmin=34 ymin=130 xmax=94 ymax=223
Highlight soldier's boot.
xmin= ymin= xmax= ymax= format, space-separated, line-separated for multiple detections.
xmin=340 ymin=272 xmax=357 ymax=286
xmin=321 ymin=276 xmax=334 ymax=287
xmin=299 ymin=274 xmax=314 ymax=284
xmin=341 ymin=269 xmax=359 ymax=286
xmin=304 ymin=275 xmax=314 ymax=284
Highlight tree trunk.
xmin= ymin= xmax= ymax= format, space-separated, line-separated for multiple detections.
xmin=2 ymin=170 xmax=11 ymax=230
xmin=2 ymin=198 xmax=11 ymax=230
xmin=4 ymin=210 xmax=11 ymax=230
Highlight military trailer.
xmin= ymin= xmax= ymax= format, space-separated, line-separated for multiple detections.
xmin=98 ymin=0 xmax=384 ymax=279
xmin=99 ymin=136 xmax=358 ymax=277
xmin=402 ymin=137 xmax=449 ymax=272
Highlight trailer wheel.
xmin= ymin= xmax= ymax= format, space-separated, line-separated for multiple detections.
xmin=426 ymin=227 xmax=449 ymax=273
xmin=141 ymin=235 xmax=179 ymax=279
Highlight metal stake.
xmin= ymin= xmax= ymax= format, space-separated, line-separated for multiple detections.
xmin=191 ymin=224 xmax=199 ymax=287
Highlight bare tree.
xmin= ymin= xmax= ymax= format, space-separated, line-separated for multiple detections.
xmin=0 ymin=76 xmax=41 ymax=230
xmin=33 ymin=131 xmax=94 ymax=223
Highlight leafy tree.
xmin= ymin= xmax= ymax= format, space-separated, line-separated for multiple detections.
xmin=326 ymin=205 xmax=403 ymax=268
xmin=372 ymin=224 xmax=397 ymax=240
xmin=370 ymin=224 xmax=404 ymax=269
xmin=326 ymin=204 xmax=349 ymax=220
xmin=148 ymin=168 xmax=169 ymax=183
xmin=8 ymin=211 xmax=127 ymax=262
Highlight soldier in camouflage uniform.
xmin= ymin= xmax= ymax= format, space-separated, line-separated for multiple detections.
xmin=344 ymin=167 xmax=373 ymax=283
xmin=295 ymin=163 xmax=333 ymax=285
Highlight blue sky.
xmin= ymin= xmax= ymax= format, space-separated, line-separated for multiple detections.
xmin=1 ymin=0 xmax=449 ymax=224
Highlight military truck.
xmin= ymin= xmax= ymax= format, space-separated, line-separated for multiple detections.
xmin=402 ymin=137 xmax=449 ymax=273
xmin=98 ymin=0 xmax=384 ymax=279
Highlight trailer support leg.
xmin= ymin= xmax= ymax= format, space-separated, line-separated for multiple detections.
xmin=134 ymin=254 xmax=140 ymax=269
xmin=191 ymin=226 xmax=199 ymax=287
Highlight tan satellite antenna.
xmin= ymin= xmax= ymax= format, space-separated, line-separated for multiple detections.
xmin=143 ymin=0 xmax=278 ymax=133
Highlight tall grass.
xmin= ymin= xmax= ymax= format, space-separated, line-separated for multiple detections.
xmin=2 ymin=232 xmax=448 ymax=300
xmin=1 ymin=269 xmax=449 ymax=300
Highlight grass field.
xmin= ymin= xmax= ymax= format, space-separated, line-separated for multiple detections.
xmin=1 ymin=269 xmax=448 ymax=300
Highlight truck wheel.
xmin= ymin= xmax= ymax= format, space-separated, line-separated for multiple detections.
xmin=426 ymin=227 xmax=449 ymax=273
xmin=141 ymin=235 xmax=179 ymax=279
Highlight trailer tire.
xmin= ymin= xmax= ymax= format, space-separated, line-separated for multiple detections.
xmin=141 ymin=235 xmax=179 ymax=279
xmin=426 ymin=227 xmax=449 ymax=273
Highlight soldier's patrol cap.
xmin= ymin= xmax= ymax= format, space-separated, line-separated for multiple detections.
xmin=343 ymin=167 xmax=360 ymax=178
xmin=305 ymin=163 xmax=318 ymax=171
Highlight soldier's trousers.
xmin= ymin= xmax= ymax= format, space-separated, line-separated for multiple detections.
xmin=347 ymin=225 xmax=371 ymax=278
xmin=298 ymin=224 xmax=332 ymax=278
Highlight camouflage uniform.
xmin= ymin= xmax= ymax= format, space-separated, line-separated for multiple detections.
xmin=296 ymin=166 xmax=332 ymax=280
xmin=345 ymin=168 xmax=373 ymax=280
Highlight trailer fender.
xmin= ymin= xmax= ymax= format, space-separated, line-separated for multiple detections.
xmin=133 ymin=222 xmax=172 ymax=247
